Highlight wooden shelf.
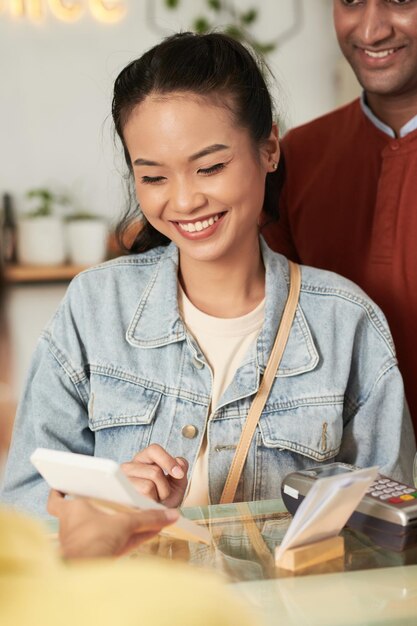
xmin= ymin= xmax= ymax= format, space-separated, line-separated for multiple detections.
xmin=4 ymin=263 xmax=89 ymax=284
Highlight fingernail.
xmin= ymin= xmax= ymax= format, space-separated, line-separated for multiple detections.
xmin=171 ymin=465 xmax=184 ymax=479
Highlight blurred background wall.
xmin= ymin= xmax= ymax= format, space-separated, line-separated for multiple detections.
xmin=0 ymin=0 xmax=360 ymax=395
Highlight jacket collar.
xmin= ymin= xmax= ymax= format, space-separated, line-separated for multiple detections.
xmin=218 ymin=240 xmax=318 ymax=407
xmin=127 ymin=239 xmax=318 ymax=389
xmin=126 ymin=244 xmax=186 ymax=348
xmin=257 ymin=238 xmax=318 ymax=376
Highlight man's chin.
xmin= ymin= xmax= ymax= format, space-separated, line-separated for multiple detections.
xmin=352 ymin=69 xmax=413 ymax=99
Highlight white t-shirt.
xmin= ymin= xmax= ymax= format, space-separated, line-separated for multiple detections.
xmin=179 ymin=287 xmax=265 ymax=506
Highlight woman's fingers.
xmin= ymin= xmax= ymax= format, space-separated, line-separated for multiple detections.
xmin=161 ymin=456 xmax=189 ymax=507
xmin=121 ymin=463 xmax=172 ymax=501
xmin=175 ymin=456 xmax=189 ymax=481
xmin=121 ymin=446 xmax=190 ymax=505
xmin=122 ymin=476 xmax=161 ymax=502
xmin=133 ymin=444 xmax=186 ymax=479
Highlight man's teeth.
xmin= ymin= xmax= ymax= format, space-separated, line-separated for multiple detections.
xmin=178 ymin=214 xmax=220 ymax=233
xmin=364 ymin=48 xmax=396 ymax=59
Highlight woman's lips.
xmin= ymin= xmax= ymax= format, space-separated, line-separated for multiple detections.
xmin=172 ymin=212 xmax=226 ymax=240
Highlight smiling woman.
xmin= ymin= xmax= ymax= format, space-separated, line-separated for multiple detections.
xmin=1 ymin=32 xmax=415 ymax=516
xmin=123 ymin=94 xmax=274 ymax=276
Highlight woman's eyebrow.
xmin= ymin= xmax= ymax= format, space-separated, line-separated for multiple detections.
xmin=133 ymin=143 xmax=229 ymax=167
xmin=189 ymin=143 xmax=229 ymax=162
xmin=133 ymin=157 xmax=161 ymax=166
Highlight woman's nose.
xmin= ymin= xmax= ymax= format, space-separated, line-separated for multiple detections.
xmin=169 ymin=179 xmax=206 ymax=214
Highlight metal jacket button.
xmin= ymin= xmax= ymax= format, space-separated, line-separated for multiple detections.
xmin=182 ymin=424 xmax=198 ymax=439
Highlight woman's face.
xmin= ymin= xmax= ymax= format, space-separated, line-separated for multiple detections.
xmin=123 ymin=93 xmax=278 ymax=266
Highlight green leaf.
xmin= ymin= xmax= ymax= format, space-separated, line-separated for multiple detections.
xmin=27 ymin=189 xmax=53 ymax=202
xmin=207 ymin=0 xmax=221 ymax=11
xmin=252 ymin=41 xmax=276 ymax=55
xmin=65 ymin=211 xmax=101 ymax=222
xmin=224 ymin=25 xmax=244 ymax=40
xmin=165 ymin=0 xmax=180 ymax=9
xmin=26 ymin=207 xmax=51 ymax=218
xmin=240 ymin=8 xmax=257 ymax=25
xmin=193 ymin=17 xmax=211 ymax=33
xmin=25 ymin=188 xmax=72 ymax=217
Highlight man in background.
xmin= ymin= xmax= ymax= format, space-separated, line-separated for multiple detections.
xmin=264 ymin=0 xmax=417 ymax=436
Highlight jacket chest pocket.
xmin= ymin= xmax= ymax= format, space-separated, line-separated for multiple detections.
xmin=254 ymin=400 xmax=344 ymax=498
xmin=259 ymin=401 xmax=344 ymax=461
xmin=88 ymin=375 xmax=161 ymax=462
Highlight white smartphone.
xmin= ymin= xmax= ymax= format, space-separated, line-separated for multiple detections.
xmin=31 ymin=448 xmax=211 ymax=545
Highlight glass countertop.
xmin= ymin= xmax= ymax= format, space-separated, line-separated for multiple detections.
xmin=45 ymin=497 xmax=417 ymax=625
xmin=132 ymin=498 xmax=417 ymax=584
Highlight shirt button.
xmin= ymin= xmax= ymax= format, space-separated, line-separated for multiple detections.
xmin=192 ymin=357 xmax=204 ymax=369
xmin=390 ymin=141 xmax=400 ymax=151
xmin=182 ymin=424 xmax=198 ymax=439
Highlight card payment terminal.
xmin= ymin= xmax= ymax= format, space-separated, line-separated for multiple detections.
xmin=281 ymin=463 xmax=417 ymax=551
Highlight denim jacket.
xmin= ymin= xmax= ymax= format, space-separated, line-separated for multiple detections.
xmin=2 ymin=239 xmax=415 ymax=515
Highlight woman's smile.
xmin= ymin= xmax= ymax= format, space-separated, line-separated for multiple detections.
xmin=123 ymin=93 xmax=271 ymax=265
xmin=173 ymin=211 xmax=226 ymax=239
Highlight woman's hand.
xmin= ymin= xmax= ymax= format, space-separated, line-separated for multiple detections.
xmin=121 ymin=444 xmax=189 ymax=508
xmin=47 ymin=489 xmax=179 ymax=559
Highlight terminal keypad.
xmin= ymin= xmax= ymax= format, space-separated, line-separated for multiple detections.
xmin=366 ymin=476 xmax=417 ymax=505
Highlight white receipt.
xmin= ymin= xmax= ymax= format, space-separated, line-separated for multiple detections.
xmin=276 ymin=466 xmax=379 ymax=559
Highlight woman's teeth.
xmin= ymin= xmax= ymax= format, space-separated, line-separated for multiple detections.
xmin=178 ymin=214 xmax=220 ymax=233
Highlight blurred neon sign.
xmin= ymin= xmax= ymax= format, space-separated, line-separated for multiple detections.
xmin=1 ymin=0 xmax=126 ymax=23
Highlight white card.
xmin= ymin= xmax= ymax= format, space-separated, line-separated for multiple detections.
xmin=276 ymin=465 xmax=379 ymax=559
xmin=31 ymin=448 xmax=211 ymax=545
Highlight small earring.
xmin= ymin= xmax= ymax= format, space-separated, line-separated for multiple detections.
xmin=271 ymin=162 xmax=278 ymax=170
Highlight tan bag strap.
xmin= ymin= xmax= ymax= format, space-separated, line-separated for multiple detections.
xmin=220 ymin=261 xmax=301 ymax=505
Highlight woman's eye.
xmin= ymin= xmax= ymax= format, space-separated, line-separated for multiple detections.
xmin=141 ymin=176 xmax=166 ymax=185
xmin=198 ymin=163 xmax=226 ymax=176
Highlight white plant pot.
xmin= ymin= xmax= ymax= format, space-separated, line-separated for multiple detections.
xmin=17 ymin=216 xmax=66 ymax=266
xmin=66 ymin=219 xmax=108 ymax=265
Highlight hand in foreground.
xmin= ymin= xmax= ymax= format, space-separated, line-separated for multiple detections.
xmin=121 ymin=443 xmax=189 ymax=508
xmin=47 ymin=489 xmax=179 ymax=559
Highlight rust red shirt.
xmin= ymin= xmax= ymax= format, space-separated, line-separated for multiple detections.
xmin=263 ymin=98 xmax=417 ymax=435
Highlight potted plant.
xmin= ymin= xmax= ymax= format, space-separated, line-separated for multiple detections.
xmin=17 ymin=188 xmax=69 ymax=266
xmin=65 ymin=211 xmax=108 ymax=266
